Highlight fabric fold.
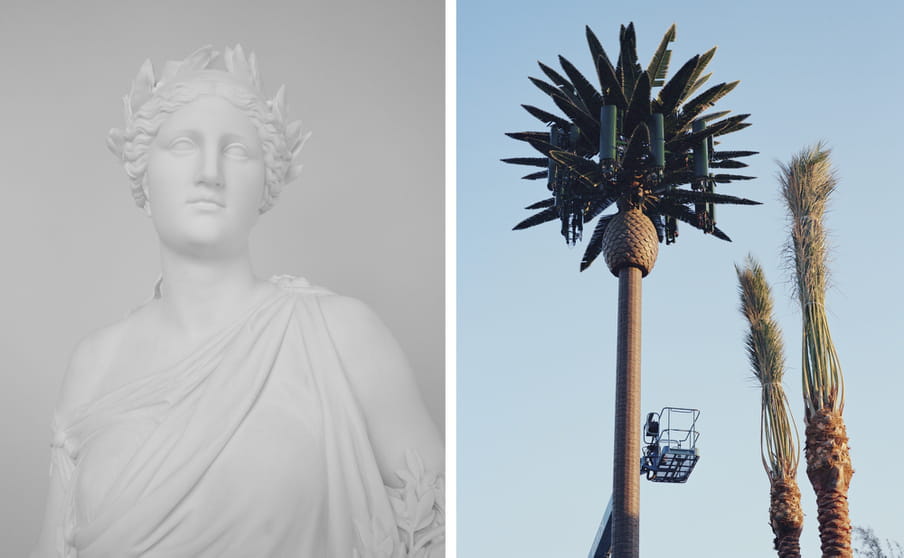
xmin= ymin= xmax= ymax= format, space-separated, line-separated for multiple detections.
xmin=76 ymin=294 xmax=297 ymax=556
xmin=49 ymin=276 xmax=441 ymax=557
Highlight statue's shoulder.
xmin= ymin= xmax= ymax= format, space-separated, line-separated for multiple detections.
xmin=269 ymin=275 xmax=377 ymax=333
xmin=56 ymin=315 xmax=133 ymax=418
xmin=269 ymin=274 xmax=337 ymax=297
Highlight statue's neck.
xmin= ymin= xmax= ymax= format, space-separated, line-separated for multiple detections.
xmin=153 ymin=244 xmax=269 ymax=338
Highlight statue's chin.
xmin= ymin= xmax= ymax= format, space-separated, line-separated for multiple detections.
xmin=155 ymin=225 xmax=252 ymax=261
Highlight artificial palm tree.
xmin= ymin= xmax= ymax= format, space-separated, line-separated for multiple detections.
xmin=504 ymin=23 xmax=759 ymax=558
xmin=780 ymin=144 xmax=853 ymax=557
xmin=737 ymin=256 xmax=803 ymax=558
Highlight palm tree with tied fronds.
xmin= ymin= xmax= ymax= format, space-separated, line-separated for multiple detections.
xmin=780 ymin=143 xmax=853 ymax=557
xmin=503 ymin=22 xmax=760 ymax=558
xmin=737 ymin=256 xmax=803 ymax=558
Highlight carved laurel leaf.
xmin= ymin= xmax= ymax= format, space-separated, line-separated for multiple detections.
xmin=106 ymin=128 xmax=125 ymax=158
xmin=285 ymin=163 xmax=305 ymax=183
xmin=128 ymin=59 xmax=156 ymax=114
xmin=225 ymin=44 xmax=251 ymax=83
xmin=248 ymin=50 xmax=261 ymax=90
xmin=387 ymin=449 xmax=444 ymax=556
xmin=405 ymin=449 xmax=426 ymax=478
xmin=286 ymin=120 xmax=304 ymax=142
xmin=179 ymin=45 xmax=218 ymax=76
xmin=353 ymin=517 xmax=404 ymax=558
xmin=287 ymin=121 xmax=311 ymax=157
xmin=158 ymin=61 xmax=183 ymax=85
xmin=120 ymin=95 xmax=132 ymax=122
xmin=117 ymin=44 xmax=310 ymax=198
xmin=293 ymin=132 xmax=312 ymax=156
xmin=272 ymin=84 xmax=287 ymax=122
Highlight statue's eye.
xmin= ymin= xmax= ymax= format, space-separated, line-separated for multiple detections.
xmin=224 ymin=143 xmax=249 ymax=159
xmin=169 ymin=138 xmax=196 ymax=152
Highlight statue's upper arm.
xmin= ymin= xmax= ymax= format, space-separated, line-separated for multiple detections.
xmin=30 ymin=326 xmax=119 ymax=558
xmin=319 ymin=295 xmax=443 ymax=485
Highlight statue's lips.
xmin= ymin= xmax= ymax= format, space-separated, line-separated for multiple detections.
xmin=187 ymin=197 xmax=225 ymax=208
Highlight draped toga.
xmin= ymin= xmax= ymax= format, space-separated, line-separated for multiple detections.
xmin=47 ymin=276 xmax=443 ymax=557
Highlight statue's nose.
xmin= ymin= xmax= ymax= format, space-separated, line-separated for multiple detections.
xmin=196 ymin=147 xmax=224 ymax=188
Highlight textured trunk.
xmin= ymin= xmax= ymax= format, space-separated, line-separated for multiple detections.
xmin=769 ymin=478 xmax=804 ymax=558
xmin=611 ymin=265 xmax=642 ymax=558
xmin=602 ymin=208 xmax=658 ymax=558
xmin=805 ymin=409 xmax=854 ymax=557
xmin=601 ymin=209 xmax=658 ymax=278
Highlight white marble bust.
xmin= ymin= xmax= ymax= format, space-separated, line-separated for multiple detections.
xmin=30 ymin=45 xmax=443 ymax=558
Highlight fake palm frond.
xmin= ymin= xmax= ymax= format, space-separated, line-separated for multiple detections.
xmin=504 ymin=22 xmax=759 ymax=271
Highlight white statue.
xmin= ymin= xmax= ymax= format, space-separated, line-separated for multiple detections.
xmin=30 ymin=45 xmax=444 ymax=558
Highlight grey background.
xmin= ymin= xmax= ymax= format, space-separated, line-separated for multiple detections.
xmin=0 ymin=0 xmax=444 ymax=553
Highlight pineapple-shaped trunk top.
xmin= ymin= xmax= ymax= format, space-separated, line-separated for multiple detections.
xmin=601 ymin=208 xmax=659 ymax=277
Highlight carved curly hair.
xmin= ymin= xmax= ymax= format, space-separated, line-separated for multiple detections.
xmin=107 ymin=46 xmax=308 ymax=214
xmin=119 ymin=79 xmax=290 ymax=213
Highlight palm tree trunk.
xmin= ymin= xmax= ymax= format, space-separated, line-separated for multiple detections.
xmin=780 ymin=144 xmax=853 ymax=558
xmin=770 ymin=478 xmax=804 ymax=558
xmin=736 ymin=258 xmax=804 ymax=558
xmin=806 ymin=408 xmax=853 ymax=557
xmin=612 ymin=265 xmax=642 ymax=558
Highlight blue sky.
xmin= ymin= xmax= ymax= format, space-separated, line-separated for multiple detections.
xmin=457 ymin=0 xmax=904 ymax=555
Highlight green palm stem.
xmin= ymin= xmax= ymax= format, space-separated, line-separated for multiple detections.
xmin=737 ymin=257 xmax=803 ymax=558
xmin=780 ymin=143 xmax=852 ymax=558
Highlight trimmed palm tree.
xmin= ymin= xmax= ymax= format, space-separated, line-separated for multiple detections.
xmin=504 ymin=23 xmax=759 ymax=558
xmin=736 ymin=256 xmax=803 ymax=558
xmin=780 ymin=143 xmax=853 ymax=557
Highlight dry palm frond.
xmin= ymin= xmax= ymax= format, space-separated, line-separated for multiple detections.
xmin=736 ymin=256 xmax=800 ymax=479
xmin=781 ymin=144 xmax=852 ymax=557
xmin=779 ymin=142 xmax=844 ymax=418
xmin=737 ymin=256 xmax=804 ymax=558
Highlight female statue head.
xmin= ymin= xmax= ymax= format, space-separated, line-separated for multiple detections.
xmin=106 ymin=45 xmax=309 ymax=215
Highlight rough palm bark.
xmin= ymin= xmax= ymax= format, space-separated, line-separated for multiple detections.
xmin=806 ymin=408 xmax=853 ymax=557
xmin=602 ymin=208 xmax=659 ymax=278
xmin=604 ymin=208 xmax=658 ymax=558
xmin=770 ymin=479 xmax=804 ymax=558
xmin=780 ymin=144 xmax=853 ymax=557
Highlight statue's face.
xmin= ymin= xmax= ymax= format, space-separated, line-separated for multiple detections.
xmin=144 ymin=94 xmax=266 ymax=257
